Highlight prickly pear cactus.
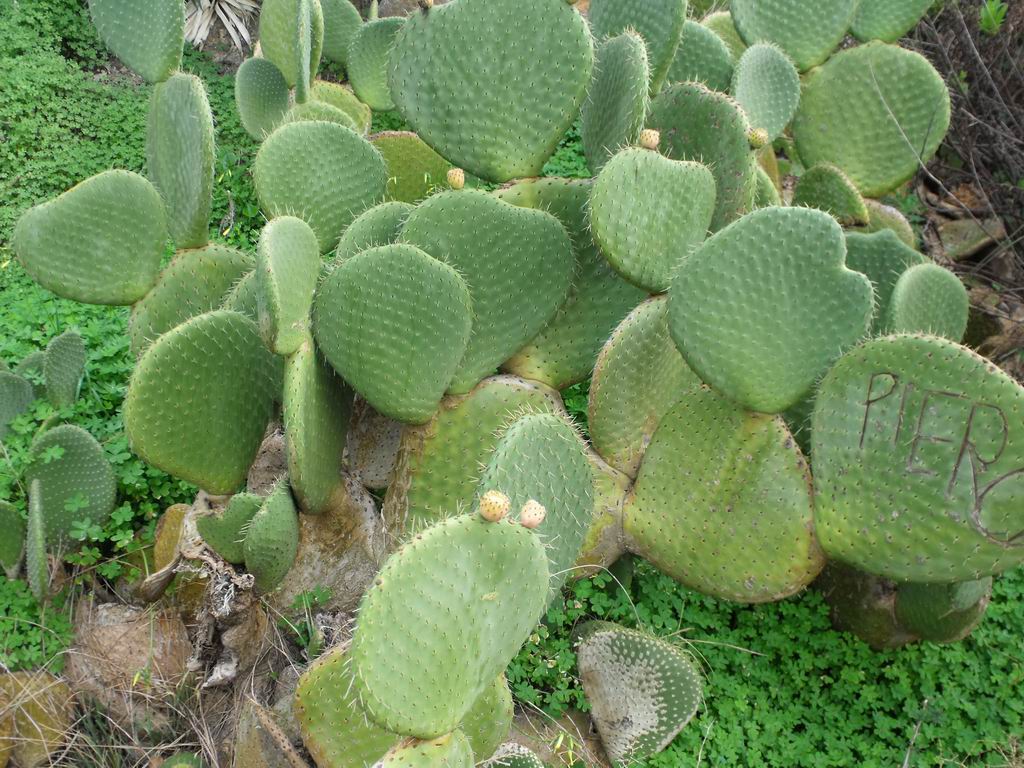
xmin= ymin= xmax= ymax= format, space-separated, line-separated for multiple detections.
xmin=730 ymin=43 xmax=799 ymax=143
xmin=374 ymin=732 xmax=474 ymax=768
xmin=844 ymin=230 xmax=928 ymax=333
xmin=321 ymin=0 xmax=363 ymax=67
xmin=88 ymin=0 xmax=184 ymax=83
xmin=792 ymin=164 xmax=870 ymax=227
xmin=851 ymin=0 xmax=934 ymax=43
xmin=482 ymin=745 xmax=545 ymax=768
xmin=243 ymin=481 xmax=300 ymax=592
xmin=0 ymin=372 xmax=34 ymax=441
xmin=588 ymin=0 xmax=687 ymax=95
xmin=196 ymin=493 xmax=263 ymax=564
xmin=668 ymin=20 xmax=734 ymax=92
xmin=43 ymin=330 xmax=85 ymax=408
xmin=348 ymin=17 xmax=405 ymax=111
xmin=335 ymin=201 xmax=414 ymax=261
xmin=235 ymin=57 xmax=292 ymax=140
xmin=0 ymin=501 xmax=25 ymax=577
xmin=885 ymin=263 xmax=969 ymax=342
xmin=894 ymin=578 xmax=992 ymax=643
xmin=730 ymin=0 xmax=858 ymax=71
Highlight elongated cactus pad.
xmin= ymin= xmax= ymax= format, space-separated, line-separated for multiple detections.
xmin=335 ymin=201 xmax=414 ymax=261
xmin=0 ymin=373 xmax=34 ymax=441
xmin=124 ymin=310 xmax=278 ymax=494
xmin=885 ymin=263 xmax=969 ymax=342
xmin=43 ymin=330 xmax=85 ymax=409
xmin=244 ymin=482 xmax=300 ymax=592
xmin=401 ymin=190 xmax=574 ymax=393
xmin=388 ymin=0 xmax=593 ymax=182
xmin=256 ymin=216 xmax=321 ymax=355
xmin=259 ymin=0 xmax=324 ymax=92
xmin=129 ymin=245 xmax=254 ymax=356
xmin=589 ymin=297 xmax=703 ymax=478
xmin=591 ymin=147 xmax=715 ymax=293
xmin=255 ymin=120 xmax=388 ymax=252
xmin=792 ymin=164 xmax=870 ymax=226
xmin=374 ymin=733 xmax=474 ymax=768
xmin=844 ymin=230 xmax=927 ymax=333
xmin=647 ymin=82 xmax=754 ymax=231
xmin=625 ymin=388 xmax=823 ymax=601
xmin=792 ymin=42 xmax=951 ymax=197
xmin=812 ymin=334 xmax=1024 ymax=582
xmin=730 ymin=0 xmax=858 ymax=71
xmin=731 ymin=43 xmax=799 ymax=143
xmin=196 ymin=493 xmax=263 ymax=564
xmin=13 ymin=170 xmax=167 ymax=305
xmin=283 ymin=342 xmax=354 ymax=513
xmin=314 ymin=244 xmax=473 ymax=424
xmin=589 ymin=0 xmax=687 ymax=94
xmin=26 ymin=425 xmax=116 ymax=544
xmin=668 ymin=207 xmax=873 ymax=413
xmin=88 ymin=0 xmax=184 ymax=82
xmin=668 ymin=20 xmax=734 ymax=92
xmin=0 ymin=501 xmax=25 ymax=577
xmin=482 ymin=745 xmax=545 ymax=768
xmin=235 ymin=57 xmax=292 ymax=140
xmin=576 ymin=622 xmax=703 ymax=765
xmin=147 ymin=73 xmax=215 ymax=249
xmin=852 ymin=0 xmax=933 ymax=43
xmin=281 ymin=100 xmax=358 ymax=131
xmin=383 ymin=375 xmax=561 ymax=534
xmin=321 ymin=0 xmax=363 ymax=66
xmin=497 ymin=178 xmax=646 ymax=390
xmin=26 ymin=484 xmax=48 ymax=602
xmin=894 ymin=578 xmax=992 ymax=643
xmin=459 ymin=675 xmax=513 ymax=761
xmin=312 ymin=80 xmax=372 ymax=134
xmin=348 ymin=17 xmax=405 ymax=110
xmin=752 ymin=164 xmax=782 ymax=208
xmin=581 ymin=32 xmax=651 ymax=175
xmin=703 ymin=11 xmax=746 ymax=61
xmin=351 ymin=514 xmax=548 ymax=738
xmin=371 ymin=132 xmax=453 ymax=204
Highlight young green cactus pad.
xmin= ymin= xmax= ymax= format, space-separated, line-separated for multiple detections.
xmin=124 ymin=310 xmax=278 ymax=494
xmin=588 ymin=0 xmax=687 ymax=95
xmin=128 ymin=245 xmax=255 ymax=356
xmin=87 ymin=0 xmax=184 ymax=83
xmin=26 ymin=483 xmax=48 ymax=602
xmin=254 ymin=120 xmax=388 ymax=252
xmin=26 ymin=425 xmax=117 ymax=544
xmin=147 ymin=73 xmax=216 ymax=249
xmin=283 ymin=342 xmax=354 ymax=513
xmin=590 ymin=146 xmax=716 ymax=293
xmin=0 ymin=501 xmax=25 ymax=577
xmin=575 ymin=622 xmax=703 ymax=765
xmin=730 ymin=0 xmax=858 ymax=71
xmin=196 ymin=493 xmax=263 ymax=564
xmin=589 ymin=297 xmax=703 ymax=478
xmin=893 ymin=578 xmax=992 ymax=644
xmin=855 ymin=200 xmax=917 ymax=248
xmin=885 ymin=263 xmax=970 ymax=342
xmin=647 ymin=82 xmax=754 ymax=232
xmin=312 ymin=80 xmax=373 ymax=134
xmin=335 ymin=201 xmax=415 ymax=261
xmin=478 ymin=412 xmax=593 ymax=595
xmin=374 ymin=733 xmax=474 ymax=768
xmin=496 ymin=178 xmax=646 ymax=390
xmin=321 ymin=0 xmax=363 ymax=66
xmin=851 ymin=0 xmax=933 ymax=43
xmin=243 ymin=482 xmax=300 ymax=592
xmin=255 ymin=217 xmax=321 ymax=356
xmin=812 ymin=334 xmax=1024 ymax=582
xmin=235 ymin=57 xmax=292 ymax=141
xmin=730 ymin=43 xmax=799 ymax=144
xmin=13 ymin=170 xmax=167 ymax=305
xmin=384 ymin=376 xmax=562 ymax=533
xmin=259 ymin=0 xmax=325 ymax=93
xmin=371 ymin=132 xmax=453 ymax=204
xmin=348 ymin=17 xmax=405 ymax=111
xmin=792 ymin=42 xmax=951 ymax=197
xmin=702 ymin=11 xmax=746 ymax=61
xmin=667 ymin=20 xmax=735 ymax=92
xmin=281 ymin=99 xmax=359 ymax=131
xmin=668 ymin=206 xmax=873 ymax=413
xmin=43 ymin=330 xmax=85 ymax=409
xmin=581 ymin=33 xmax=651 ymax=175
xmin=0 ymin=372 xmax=34 ymax=441
xmin=624 ymin=388 xmax=824 ymax=602
xmin=350 ymin=514 xmax=548 ymax=739
xmin=844 ymin=230 xmax=928 ymax=333
xmin=401 ymin=190 xmax=574 ymax=393
xmin=161 ymin=754 xmax=203 ymax=767
xmin=313 ymin=244 xmax=472 ymax=424
xmin=458 ymin=676 xmax=514 ymax=761
xmin=481 ymin=744 xmax=545 ymax=768
xmin=792 ymin=164 xmax=870 ymax=227
xmin=387 ymin=0 xmax=594 ymax=183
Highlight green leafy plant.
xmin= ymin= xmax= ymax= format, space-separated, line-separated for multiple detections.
xmin=979 ymin=0 xmax=1008 ymax=36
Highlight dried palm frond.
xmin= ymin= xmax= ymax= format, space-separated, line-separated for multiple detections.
xmin=185 ymin=0 xmax=260 ymax=51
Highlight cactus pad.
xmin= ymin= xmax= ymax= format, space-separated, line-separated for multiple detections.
xmin=88 ymin=0 xmax=183 ymax=82
xmin=668 ymin=20 xmax=734 ymax=92
xmin=387 ymin=0 xmax=593 ymax=183
xmin=321 ymin=0 xmax=363 ymax=65
xmin=885 ymin=263 xmax=969 ymax=342
xmin=147 ymin=73 xmax=215 ymax=249
xmin=401 ymin=189 xmax=574 ymax=392
xmin=281 ymin=100 xmax=358 ymax=130
xmin=575 ymin=622 xmax=703 ymax=765
xmin=852 ymin=0 xmax=934 ymax=43
xmin=590 ymin=147 xmax=715 ymax=293
xmin=351 ymin=514 xmax=548 ymax=738
xmin=124 ymin=310 xmax=278 ymax=494
xmin=459 ymin=676 xmax=513 ymax=761
xmin=703 ymin=11 xmax=746 ymax=61
xmin=792 ymin=42 xmax=951 ymax=197
xmin=244 ymin=482 xmax=300 ymax=592
xmin=581 ymin=32 xmax=650 ymax=175
xmin=0 ymin=373 xmax=34 ymax=441
xmin=314 ymin=244 xmax=472 ymax=423
xmin=26 ymin=484 xmax=48 ymax=602
xmin=375 ymin=733 xmax=474 ymax=768
xmin=730 ymin=0 xmax=858 ymax=71
xmin=752 ymin=164 xmax=782 ymax=208
xmin=730 ymin=43 xmax=799 ymax=143
xmin=254 ymin=120 xmax=388 ymax=252
xmin=844 ymin=230 xmax=927 ymax=333
xmin=894 ymin=578 xmax=992 ymax=643
xmin=0 ymin=501 xmax=24 ymax=577
xmin=792 ymin=164 xmax=870 ymax=226
xmin=13 ymin=170 xmax=167 ymax=305
xmin=348 ymin=17 xmax=405 ymax=111
xmin=371 ymin=132 xmax=453 ymax=204
xmin=496 ymin=178 xmax=646 ymax=390
xmin=235 ymin=57 xmax=292 ymax=140
xmin=196 ymin=493 xmax=263 ymax=564
xmin=624 ymin=388 xmax=823 ymax=601
xmin=43 ymin=330 xmax=85 ymax=409
xmin=335 ymin=201 xmax=414 ymax=261
xmin=817 ymin=564 xmax=916 ymax=650
xmin=812 ymin=334 xmax=1024 ymax=582
xmin=668 ymin=206 xmax=873 ymax=413
xmin=482 ymin=745 xmax=545 ymax=768
xmin=855 ymin=200 xmax=917 ymax=248
xmin=312 ymin=80 xmax=373 ymax=133
xmin=259 ymin=0 xmax=324 ymax=92
xmin=588 ymin=0 xmax=687 ymax=94
xmin=255 ymin=216 xmax=321 ymax=355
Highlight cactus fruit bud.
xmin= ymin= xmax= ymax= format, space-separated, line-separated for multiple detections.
xmin=639 ymin=129 xmax=660 ymax=150
xmin=419 ymin=0 xmax=434 ymax=8
xmin=519 ymin=500 xmax=546 ymax=528
xmin=479 ymin=490 xmax=512 ymax=522
xmin=447 ymin=167 xmax=466 ymax=190
xmin=748 ymin=127 xmax=770 ymax=149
